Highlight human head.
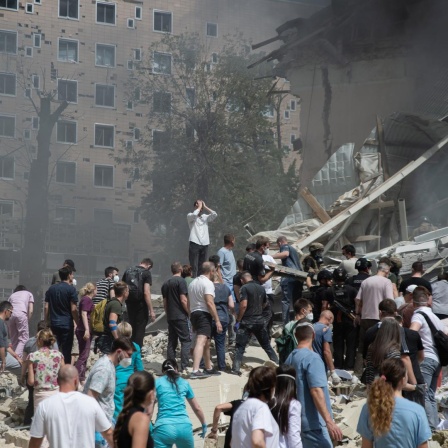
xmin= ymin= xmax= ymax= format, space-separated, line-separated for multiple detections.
xmin=110 ymin=337 xmax=134 ymax=366
xmin=236 ymin=258 xmax=244 ymax=271
xmin=117 ymin=321 xmax=133 ymax=338
xmin=224 ymin=234 xmax=235 ymax=248
xmin=208 ymin=255 xmax=220 ymax=270
xmin=36 ymin=320 xmax=47 ymax=333
xmin=246 ymin=243 xmax=256 ymax=253
xmin=368 ymin=358 xmax=407 ymax=436
xmin=240 ymin=271 xmax=253 ymax=284
xmin=114 ymin=281 xmax=129 ymax=300
xmin=0 ymin=301 xmax=13 ymax=320
xmin=58 ymin=365 xmax=80 ymax=391
xmin=59 ymin=266 xmax=73 ymax=282
xmin=79 ymin=282 xmax=96 ymax=297
xmin=319 ymin=310 xmax=334 ymax=325
xmin=63 ymin=259 xmax=76 ymax=271
xmin=171 ymin=261 xmax=183 ymax=275
xmin=276 ymin=236 xmax=288 ymax=249
xmin=246 ymin=366 xmax=276 ymax=402
xmin=378 ymin=299 xmax=397 ymax=319
xmin=413 ymin=286 xmax=431 ymax=307
xmin=181 ymin=264 xmax=192 ymax=278
xmin=140 ymin=258 xmax=153 ymax=270
xmin=256 ymin=236 xmax=270 ymax=252
xmin=370 ymin=318 xmax=401 ymax=368
xmin=317 ymin=269 xmax=333 ymax=286
xmin=377 ymin=262 xmax=390 ymax=276
xmin=161 ymin=359 xmax=181 ymax=392
xmin=332 ymin=267 xmax=347 ymax=284
xmin=355 ymin=258 xmax=371 ymax=273
xmin=294 ymin=320 xmax=315 ymax=344
xmin=113 ymin=371 xmax=155 ymax=445
xmin=104 ymin=266 xmax=118 ymax=278
xmin=37 ymin=328 xmax=56 ymax=348
xmin=13 ymin=285 xmax=27 ymax=293
xmin=272 ymin=365 xmax=297 ymax=435
xmin=411 ymin=261 xmax=424 ymax=275
xmin=293 ymin=299 xmax=312 ymax=319
xmin=342 ymin=244 xmax=356 ymax=259
xmin=194 ymin=199 xmax=203 ymax=212
xmin=404 ymin=284 xmax=417 ymax=302
xmin=200 ymin=261 xmax=215 ymax=280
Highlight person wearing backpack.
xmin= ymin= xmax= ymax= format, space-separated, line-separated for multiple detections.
xmin=122 ymin=258 xmax=155 ymax=349
xmin=410 ymin=286 xmax=443 ymax=430
xmin=97 ymin=282 xmax=129 ymax=354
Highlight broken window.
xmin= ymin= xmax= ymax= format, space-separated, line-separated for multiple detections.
xmin=0 ymin=156 xmax=14 ymax=179
xmin=59 ymin=0 xmax=78 ymax=19
xmin=0 ymin=30 xmax=17 ymax=54
xmin=58 ymin=79 xmax=77 ymax=103
xmin=153 ymin=91 xmax=171 ymax=113
xmin=55 ymin=206 xmax=75 ymax=223
xmin=94 ymin=165 xmax=113 ymax=188
xmin=0 ymin=201 xmax=13 ymax=217
xmin=153 ymin=52 xmax=171 ymax=75
xmin=97 ymin=1 xmax=115 ymax=25
xmin=95 ymin=84 xmax=115 ymax=107
xmin=57 ymin=121 xmax=77 ymax=144
xmin=0 ymin=73 xmax=16 ymax=96
xmin=0 ymin=0 xmax=18 ymax=11
xmin=58 ymin=38 xmax=78 ymax=62
xmin=154 ymin=10 xmax=172 ymax=33
xmin=96 ymin=43 xmax=115 ymax=67
xmin=94 ymin=124 xmax=114 ymax=148
xmin=0 ymin=115 xmax=15 ymax=138
xmin=206 ymin=22 xmax=218 ymax=37
xmin=55 ymin=161 xmax=76 ymax=184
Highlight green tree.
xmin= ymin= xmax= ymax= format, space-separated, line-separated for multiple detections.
xmin=118 ymin=33 xmax=298 ymax=263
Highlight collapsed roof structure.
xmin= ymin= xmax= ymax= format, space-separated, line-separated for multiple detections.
xmin=249 ymin=0 xmax=448 ymax=276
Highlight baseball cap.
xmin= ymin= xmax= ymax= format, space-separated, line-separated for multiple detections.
xmin=64 ymin=259 xmax=76 ymax=272
xmin=406 ymin=284 xmax=418 ymax=294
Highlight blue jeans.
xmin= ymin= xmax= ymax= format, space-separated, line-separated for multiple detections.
xmin=301 ymin=425 xmax=332 ymax=448
xmin=420 ymin=356 xmax=441 ymax=430
xmin=153 ymin=422 xmax=194 ymax=448
xmin=281 ymin=278 xmax=303 ymax=325
xmin=212 ymin=321 xmax=228 ymax=370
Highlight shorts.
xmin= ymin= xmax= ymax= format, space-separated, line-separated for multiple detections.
xmin=190 ymin=311 xmax=212 ymax=338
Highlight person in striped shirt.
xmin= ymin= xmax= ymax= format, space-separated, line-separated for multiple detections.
xmin=94 ymin=267 xmax=119 ymax=306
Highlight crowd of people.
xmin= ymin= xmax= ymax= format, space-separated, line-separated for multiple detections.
xmin=0 ymin=201 xmax=444 ymax=447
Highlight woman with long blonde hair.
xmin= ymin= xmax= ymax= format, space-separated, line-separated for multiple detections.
xmin=357 ymin=358 xmax=430 ymax=448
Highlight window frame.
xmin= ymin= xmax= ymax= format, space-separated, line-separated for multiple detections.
xmin=206 ymin=22 xmax=218 ymax=38
xmin=0 ymin=72 xmax=16 ymax=97
xmin=153 ymin=91 xmax=171 ymax=114
xmin=33 ymin=33 xmax=41 ymax=48
xmin=0 ymin=0 xmax=18 ymax=11
xmin=153 ymin=10 xmax=172 ymax=34
xmin=0 ymin=30 xmax=18 ymax=55
xmin=96 ymin=1 xmax=116 ymax=26
xmin=57 ymin=37 xmax=79 ymax=63
xmin=94 ymin=123 xmax=115 ymax=148
xmin=135 ymin=5 xmax=141 ymax=20
xmin=55 ymin=160 xmax=76 ymax=184
xmin=0 ymin=200 xmax=13 ymax=217
xmin=153 ymin=51 xmax=172 ymax=75
xmin=95 ymin=43 xmax=116 ymax=68
xmin=58 ymin=0 xmax=79 ymax=20
xmin=0 ymin=114 xmax=15 ymax=139
xmin=54 ymin=206 xmax=76 ymax=223
xmin=56 ymin=120 xmax=77 ymax=145
xmin=57 ymin=78 xmax=78 ymax=103
xmin=94 ymin=83 xmax=115 ymax=108
xmin=93 ymin=164 xmax=114 ymax=188
xmin=0 ymin=155 xmax=15 ymax=179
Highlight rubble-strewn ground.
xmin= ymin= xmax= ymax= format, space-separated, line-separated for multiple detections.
xmin=2 ymin=329 xmax=448 ymax=448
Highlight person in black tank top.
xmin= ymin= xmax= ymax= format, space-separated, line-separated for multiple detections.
xmin=114 ymin=371 xmax=155 ymax=448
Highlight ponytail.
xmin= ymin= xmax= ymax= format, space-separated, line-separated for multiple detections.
xmin=113 ymin=384 xmax=135 ymax=445
xmin=162 ymin=359 xmax=180 ymax=394
xmin=79 ymin=282 xmax=95 ymax=297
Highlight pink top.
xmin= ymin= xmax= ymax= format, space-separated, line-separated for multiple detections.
xmin=356 ymin=275 xmax=394 ymax=320
xmin=8 ymin=290 xmax=34 ymax=316
xmin=27 ymin=348 xmax=63 ymax=391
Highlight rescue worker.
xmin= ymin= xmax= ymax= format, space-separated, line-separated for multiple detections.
xmin=306 ymin=269 xmax=333 ymax=322
xmin=346 ymin=258 xmax=371 ymax=292
xmin=322 ymin=268 xmax=358 ymax=370
xmin=302 ymin=242 xmax=324 ymax=273
xmin=412 ymin=216 xmax=438 ymax=238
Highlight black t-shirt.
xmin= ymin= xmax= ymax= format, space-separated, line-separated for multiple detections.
xmin=399 ymin=277 xmax=432 ymax=295
xmin=324 ymin=284 xmax=357 ymax=323
xmin=403 ymin=327 xmax=425 ymax=384
xmin=161 ymin=276 xmax=188 ymax=321
xmin=103 ymin=298 xmax=123 ymax=335
xmin=223 ymin=399 xmax=244 ymax=448
xmin=243 ymin=252 xmax=265 ymax=284
xmin=310 ymin=284 xmax=329 ymax=322
xmin=239 ymin=281 xmax=267 ymax=320
xmin=233 ymin=272 xmax=242 ymax=288
xmin=346 ymin=272 xmax=370 ymax=291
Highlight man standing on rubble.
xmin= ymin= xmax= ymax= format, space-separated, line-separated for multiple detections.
xmin=162 ymin=262 xmax=191 ymax=372
xmin=354 ymin=261 xmax=394 ymax=374
xmin=188 ymin=200 xmax=217 ymax=278
xmin=339 ymin=244 xmax=358 ymax=277
xmin=399 ymin=261 xmax=432 ymax=296
xmin=272 ymin=235 xmax=304 ymax=326
xmin=286 ymin=322 xmax=343 ymax=447
xmin=243 ymin=236 xmax=274 ymax=285
xmin=345 ymin=258 xmax=371 ymax=292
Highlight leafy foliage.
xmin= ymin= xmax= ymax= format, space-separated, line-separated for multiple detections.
xmin=118 ymin=33 xmax=298 ymax=260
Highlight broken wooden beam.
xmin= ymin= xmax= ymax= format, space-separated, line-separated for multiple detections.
xmin=300 ymin=187 xmax=331 ymax=223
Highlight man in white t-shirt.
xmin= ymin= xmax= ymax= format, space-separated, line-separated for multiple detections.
xmin=29 ymin=365 xmax=112 ymax=448
xmin=188 ymin=261 xmax=222 ymax=378
xmin=187 ymin=200 xmax=217 ymax=277
xmin=410 ymin=286 xmax=443 ymax=430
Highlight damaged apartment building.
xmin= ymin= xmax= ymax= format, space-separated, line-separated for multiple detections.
xmin=250 ymin=0 xmax=448 ymax=275
xmin=0 ymin=0 xmax=325 ymax=295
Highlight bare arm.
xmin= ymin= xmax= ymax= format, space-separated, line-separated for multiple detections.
xmin=234 ymin=285 xmax=241 ymax=302
xmin=81 ymin=310 xmax=90 ymax=340
xmin=101 ymin=428 xmax=114 ymax=448
xmin=361 ymin=439 xmax=373 ymax=448
xmin=410 ymin=322 xmax=422 ymax=332
xmin=309 ymin=387 xmax=342 ymax=442
xmin=205 ymin=295 xmax=222 ymax=333
xmin=44 ymin=302 xmax=49 ymax=322
xmin=187 ymin=397 xmax=206 ymax=424
xmin=28 ymin=302 xmax=34 ymax=320
xmin=323 ymin=342 xmax=335 ymax=371
xmin=251 ymin=429 xmax=266 ymax=448
xmin=237 ymin=300 xmax=248 ymax=322
xmin=87 ymin=389 xmax=100 ymax=400
xmin=28 ymin=437 xmax=44 ymax=448
xmin=0 ymin=347 xmax=5 ymax=372
xmin=180 ymin=294 xmax=190 ymax=316
xmin=144 ymin=283 xmax=155 ymax=321
xmin=418 ymin=349 xmax=424 ymax=364
xmin=306 ymin=276 xmax=313 ymax=289
xmin=227 ymin=295 xmax=235 ymax=314
xmin=210 ymin=402 xmax=232 ymax=433
xmin=71 ymin=302 xmax=79 ymax=325
xmin=401 ymin=355 xmax=417 ymax=386
xmin=392 ymin=283 xmax=399 ymax=299
xmin=109 ymin=312 xmax=119 ymax=339
xmin=272 ymin=251 xmax=289 ymax=260
xmin=27 ymin=361 xmax=35 ymax=387
xmin=258 ymin=270 xmax=274 ymax=285
xmin=20 ymin=357 xmax=29 ymax=384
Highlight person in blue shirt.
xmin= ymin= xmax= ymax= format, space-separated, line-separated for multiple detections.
xmin=357 ymin=357 xmax=431 ymax=448
xmin=113 ymin=322 xmax=144 ymax=420
xmin=153 ymin=359 xmax=207 ymax=448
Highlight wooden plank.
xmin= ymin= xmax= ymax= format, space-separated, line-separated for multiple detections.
xmin=300 ymin=187 xmax=331 ymax=223
xmin=294 ymin=133 xmax=448 ymax=250
xmin=365 ymin=200 xmax=395 ymax=210
xmin=376 ymin=115 xmax=389 ymax=180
